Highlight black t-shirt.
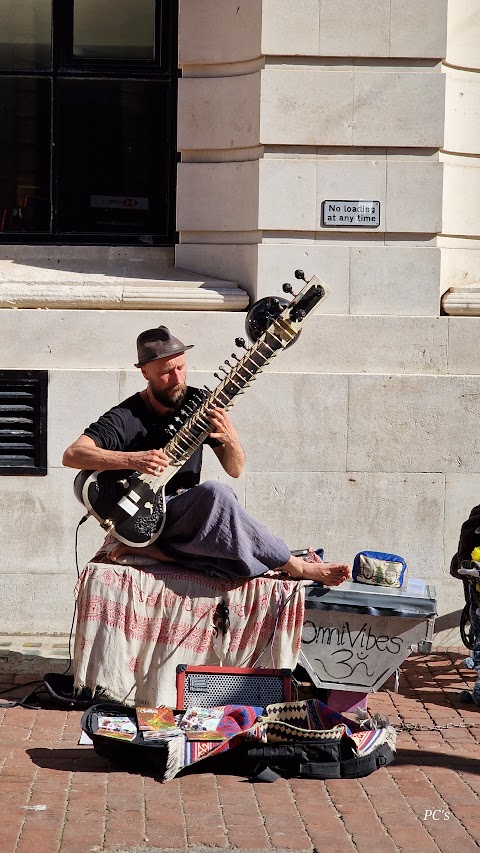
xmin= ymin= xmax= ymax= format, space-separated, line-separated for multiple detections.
xmin=83 ymin=387 xmax=220 ymax=495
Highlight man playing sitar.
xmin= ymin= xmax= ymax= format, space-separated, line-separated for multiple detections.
xmin=63 ymin=324 xmax=351 ymax=586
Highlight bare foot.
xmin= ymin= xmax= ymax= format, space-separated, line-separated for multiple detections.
xmin=281 ymin=553 xmax=351 ymax=586
xmin=106 ymin=542 xmax=177 ymax=564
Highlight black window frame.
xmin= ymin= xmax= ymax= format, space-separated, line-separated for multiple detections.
xmin=0 ymin=370 xmax=48 ymax=476
xmin=53 ymin=0 xmax=172 ymax=77
xmin=0 ymin=0 xmax=178 ymax=245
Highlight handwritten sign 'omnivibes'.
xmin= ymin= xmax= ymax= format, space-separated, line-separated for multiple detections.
xmin=322 ymin=200 xmax=380 ymax=227
xmin=300 ymin=612 xmax=426 ymax=692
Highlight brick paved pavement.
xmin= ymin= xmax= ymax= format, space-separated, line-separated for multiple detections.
xmin=0 ymin=649 xmax=479 ymax=853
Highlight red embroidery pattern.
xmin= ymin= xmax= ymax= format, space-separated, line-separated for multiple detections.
xmin=77 ymin=564 xmax=304 ymax=663
xmin=95 ymin=560 xmax=287 ymax=595
xmin=80 ymin=594 xmax=215 ymax=650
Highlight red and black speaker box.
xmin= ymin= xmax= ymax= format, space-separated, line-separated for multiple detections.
xmin=176 ymin=665 xmax=292 ymax=709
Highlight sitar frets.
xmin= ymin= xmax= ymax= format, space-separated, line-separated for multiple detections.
xmin=163 ymin=320 xmax=296 ymax=466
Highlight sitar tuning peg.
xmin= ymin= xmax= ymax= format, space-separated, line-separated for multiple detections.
xmin=294 ymin=269 xmax=307 ymax=281
xmin=214 ymin=372 xmax=222 ymax=381
xmin=231 ymin=353 xmax=240 ymax=362
xmin=282 ymin=282 xmax=298 ymax=297
xmin=235 ymin=337 xmax=247 ymax=350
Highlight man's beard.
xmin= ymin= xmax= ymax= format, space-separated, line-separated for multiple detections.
xmin=150 ymin=383 xmax=188 ymax=410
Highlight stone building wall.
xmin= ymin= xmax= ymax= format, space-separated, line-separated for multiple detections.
xmin=175 ymin=0 xmax=474 ymax=645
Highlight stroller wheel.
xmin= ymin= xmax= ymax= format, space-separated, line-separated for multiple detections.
xmin=460 ymin=602 xmax=476 ymax=650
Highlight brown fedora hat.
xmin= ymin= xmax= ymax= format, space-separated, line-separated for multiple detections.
xmin=135 ymin=325 xmax=193 ymax=367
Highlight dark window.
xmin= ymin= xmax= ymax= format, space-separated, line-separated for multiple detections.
xmin=0 ymin=371 xmax=48 ymax=475
xmin=55 ymin=79 xmax=171 ymax=236
xmin=0 ymin=0 xmax=52 ymax=71
xmin=73 ymin=0 xmax=155 ymax=60
xmin=0 ymin=77 xmax=51 ymax=233
xmin=0 ymin=1 xmax=177 ymax=245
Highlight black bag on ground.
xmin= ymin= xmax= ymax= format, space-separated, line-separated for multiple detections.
xmin=81 ymin=702 xmax=171 ymax=773
xmin=80 ymin=702 xmax=252 ymax=778
xmin=243 ymin=699 xmax=396 ymax=781
xmin=81 ymin=702 xmax=395 ymax=781
xmin=244 ymin=738 xmax=394 ymax=781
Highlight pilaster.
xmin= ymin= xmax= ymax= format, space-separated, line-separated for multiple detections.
xmin=177 ymin=0 xmax=447 ymax=315
xmin=441 ymin=1 xmax=480 ymax=315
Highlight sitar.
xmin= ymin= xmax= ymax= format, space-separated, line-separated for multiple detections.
xmin=74 ymin=270 xmax=328 ymax=546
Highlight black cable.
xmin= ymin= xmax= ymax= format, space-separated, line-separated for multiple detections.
xmin=75 ymin=514 xmax=90 ymax=578
xmin=0 ymin=681 xmax=46 ymax=710
xmin=0 ymin=679 xmax=42 ymax=700
xmin=60 ymin=513 xmax=89 ymax=677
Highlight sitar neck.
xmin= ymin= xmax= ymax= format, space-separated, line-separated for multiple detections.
xmin=163 ymin=317 xmax=297 ymax=467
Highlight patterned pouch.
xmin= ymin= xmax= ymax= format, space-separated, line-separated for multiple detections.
xmin=258 ymin=719 xmax=347 ymax=744
xmin=352 ymin=551 xmax=407 ymax=588
xmin=255 ymin=699 xmax=351 ymax=743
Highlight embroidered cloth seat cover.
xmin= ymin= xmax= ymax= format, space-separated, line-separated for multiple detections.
xmin=74 ymin=561 xmax=306 ymax=708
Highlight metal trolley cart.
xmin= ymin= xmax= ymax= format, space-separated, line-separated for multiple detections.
xmin=299 ymin=580 xmax=437 ymax=712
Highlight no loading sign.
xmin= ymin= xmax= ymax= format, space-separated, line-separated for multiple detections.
xmin=322 ymin=200 xmax=380 ymax=227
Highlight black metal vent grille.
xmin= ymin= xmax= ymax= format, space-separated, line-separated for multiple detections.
xmin=0 ymin=371 xmax=48 ymax=475
xmin=183 ymin=673 xmax=286 ymax=709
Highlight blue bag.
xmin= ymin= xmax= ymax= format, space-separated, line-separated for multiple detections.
xmin=352 ymin=550 xmax=407 ymax=588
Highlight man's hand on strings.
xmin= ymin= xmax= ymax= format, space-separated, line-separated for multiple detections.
xmin=208 ymin=407 xmax=240 ymax=447
xmin=127 ymin=448 xmax=170 ymax=476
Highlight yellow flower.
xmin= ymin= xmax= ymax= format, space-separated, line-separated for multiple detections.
xmin=471 ymin=547 xmax=480 ymax=561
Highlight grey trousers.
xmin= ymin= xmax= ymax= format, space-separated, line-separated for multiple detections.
xmin=158 ymin=481 xmax=291 ymax=579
